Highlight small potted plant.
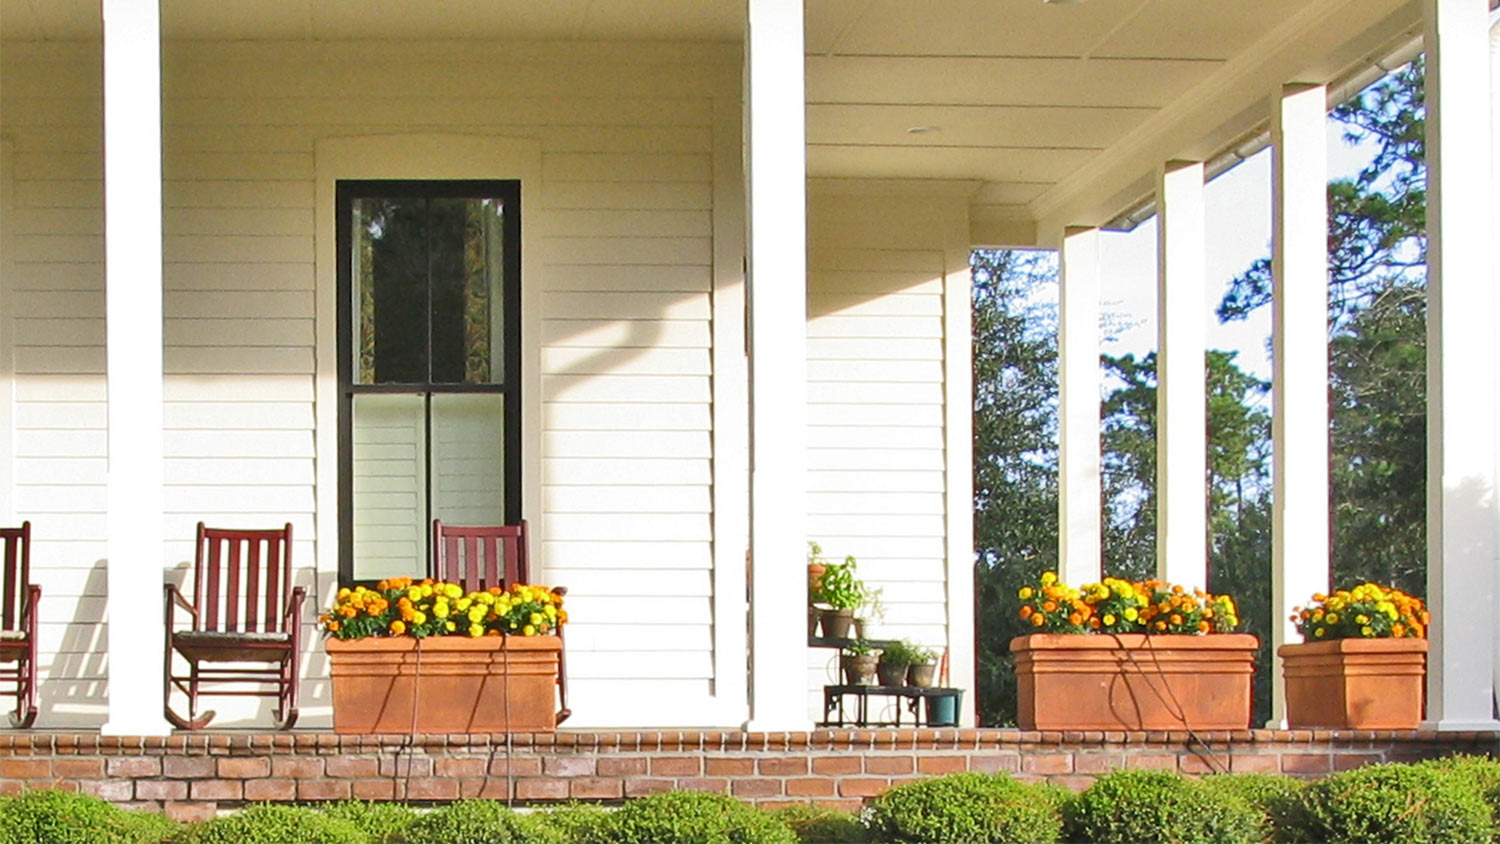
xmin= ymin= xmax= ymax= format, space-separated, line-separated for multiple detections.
xmin=876 ymin=639 xmax=919 ymax=687
xmin=840 ymin=639 xmax=880 ymax=685
xmin=1281 ymin=583 xmax=1429 ymax=729
xmin=811 ymin=554 xmax=865 ymax=639
xmin=905 ymin=643 xmax=939 ymax=687
xmin=854 ymin=587 xmax=884 ymax=640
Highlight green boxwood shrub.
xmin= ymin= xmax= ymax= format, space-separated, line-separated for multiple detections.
xmin=172 ymin=804 xmax=366 ymax=844
xmin=595 ymin=791 xmax=795 ymax=844
xmin=0 ymin=789 xmax=177 ymax=844
xmin=1270 ymin=762 xmax=1495 ymax=844
xmin=772 ymin=804 xmax=866 ymax=844
xmin=1063 ymin=769 xmax=1260 ymax=844
xmin=1197 ymin=773 xmax=1304 ymax=838
xmin=1417 ymin=753 xmax=1500 ymax=833
xmin=864 ymin=772 xmax=1062 ymax=844
xmin=319 ymin=801 xmax=417 ymax=844
xmin=535 ymin=802 xmax=613 ymax=844
xmin=404 ymin=800 xmax=564 ymax=844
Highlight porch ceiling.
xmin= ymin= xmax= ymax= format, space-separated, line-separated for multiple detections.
xmin=1 ymin=0 xmax=1424 ymax=241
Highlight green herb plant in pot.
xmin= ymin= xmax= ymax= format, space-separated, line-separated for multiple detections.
xmin=905 ymin=644 xmax=939 ymax=687
xmin=811 ymin=555 xmax=865 ymax=639
xmin=877 ymin=639 xmax=918 ymax=686
xmin=840 ymin=639 xmax=880 ymax=685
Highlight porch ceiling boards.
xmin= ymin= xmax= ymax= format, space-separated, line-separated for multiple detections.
xmin=0 ymin=0 xmax=1424 ymax=238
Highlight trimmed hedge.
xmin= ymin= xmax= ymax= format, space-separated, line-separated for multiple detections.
xmin=173 ymin=804 xmax=365 ymax=844
xmin=1063 ymin=769 xmax=1260 ymax=844
xmin=865 ymin=772 xmax=1062 ymax=844
xmin=772 ymin=804 xmax=866 ymax=844
xmin=594 ymin=791 xmax=796 ymax=844
xmin=404 ymin=800 xmax=563 ymax=844
xmin=318 ymin=801 xmax=418 ymax=844
xmin=1269 ymin=762 xmax=1495 ymax=844
xmin=0 ymin=789 xmax=178 ymax=844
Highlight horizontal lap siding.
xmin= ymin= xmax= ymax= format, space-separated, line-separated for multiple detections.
xmin=0 ymin=41 xmax=735 ymax=728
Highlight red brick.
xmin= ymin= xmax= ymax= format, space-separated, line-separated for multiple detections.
xmin=706 ymin=758 xmax=755 ymax=776
xmin=352 ymin=780 xmax=398 ymax=801
xmin=190 ymin=780 xmax=242 ymax=801
xmin=811 ymin=756 xmax=861 ymax=775
xmin=732 ymin=779 xmax=783 ymax=798
xmin=624 ymin=778 xmax=675 ymax=797
xmin=917 ymin=756 xmax=967 ymax=775
xmin=811 ymin=798 xmax=865 ymax=813
xmin=159 ymin=757 xmax=213 ymax=779
xmin=245 ymin=778 xmax=297 ymax=801
xmin=598 ymin=757 xmax=647 ymax=777
xmin=1125 ymin=754 xmax=1179 ymax=771
xmin=406 ymin=778 xmax=460 ymax=801
xmin=1072 ymin=754 xmax=1126 ymax=774
xmin=378 ymin=757 xmax=431 ymax=778
xmin=271 ymin=757 xmax=325 ymax=779
xmin=759 ymin=757 xmax=809 ymax=775
xmin=465 ymin=780 xmax=512 ymax=800
xmin=866 ymin=757 xmax=915 ymax=775
xmin=785 ymin=777 xmax=835 ymax=797
xmin=165 ymin=802 xmax=217 ymax=823
xmin=1333 ymin=754 xmax=1379 ymax=772
xmin=1022 ymin=755 xmax=1072 ymax=775
xmin=489 ymin=757 xmax=543 ymax=777
xmin=677 ymin=778 xmax=730 ymax=793
xmin=571 ymin=777 xmax=624 ymax=800
xmin=51 ymin=759 xmax=104 ymax=778
xmin=103 ymin=758 xmax=157 ymax=778
xmin=434 ymin=758 xmax=486 ymax=778
xmin=650 ymin=757 xmax=701 ymax=776
xmin=134 ymin=781 xmax=188 ymax=801
xmin=839 ymin=778 xmax=890 ymax=797
xmin=516 ymin=778 xmax=569 ymax=800
xmin=1228 ymin=754 xmax=1280 ymax=773
xmin=326 ymin=758 xmax=380 ymax=778
xmin=968 ymin=754 xmax=1020 ymax=774
xmin=1179 ymin=755 xmax=1220 ymax=775
xmin=1281 ymin=754 xmax=1332 ymax=774
xmin=79 ymin=780 xmax=132 ymax=801
xmin=0 ymin=782 xmax=23 ymax=797
xmin=298 ymin=779 xmax=353 ymax=801
xmin=0 ymin=759 xmax=50 ymax=778
xmin=1049 ymin=776 xmax=1095 ymax=793
xmin=544 ymin=757 xmax=596 ymax=777
xmin=218 ymin=757 xmax=270 ymax=779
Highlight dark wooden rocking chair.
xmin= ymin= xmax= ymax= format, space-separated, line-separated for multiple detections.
xmin=431 ymin=519 xmax=570 ymax=724
xmin=164 ymin=522 xmax=304 ymax=730
xmin=0 ymin=522 xmax=39 ymax=728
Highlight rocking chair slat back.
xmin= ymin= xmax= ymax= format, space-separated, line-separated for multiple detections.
xmin=431 ymin=521 xmax=528 ymax=593
xmin=0 ymin=523 xmax=29 ymax=632
xmin=194 ymin=523 xmax=293 ymax=633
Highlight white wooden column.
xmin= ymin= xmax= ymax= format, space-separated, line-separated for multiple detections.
xmin=101 ymin=0 xmax=169 ymax=736
xmin=1424 ymin=0 xmax=1500 ymax=730
xmin=744 ymin=0 xmax=810 ymax=731
xmin=1491 ymin=13 xmax=1500 ymax=721
xmin=1269 ymin=83 xmax=1331 ymax=727
xmin=1155 ymin=162 xmax=1207 ymax=589
xmin=1059 ymin=227 xmax=1102 ymax=585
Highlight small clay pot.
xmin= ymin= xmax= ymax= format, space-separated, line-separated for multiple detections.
xmin=876 ymin=662 xmax=908 ymax=687
xmin=807 ymin=563 xmax=827 ymax=597
xmin=907 ymin=663 xmax=937 ymax=688
xmin=819 ymin=608 xmax=854 ymax=639
xmin=841 ymin=653 xmax=879 ymax=685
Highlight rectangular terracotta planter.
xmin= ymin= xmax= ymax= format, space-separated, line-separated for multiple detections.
xmin=1279 ymin=637 xmax=1426 ymax=729
xmin=326 ymin=636 xmax=561 ymax=734
xmin=1011 ymin=633 xmax=1258 ymax=731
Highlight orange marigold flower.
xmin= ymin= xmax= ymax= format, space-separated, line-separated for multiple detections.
xmin=1068 ymin=613 xmax=1082 ymax=625
xmin=1197 ymin=621 xmax=1210 ymax=633
xmin=1169 ymin=614 xmax=1183 ymax=626
xmin=1019 ymin=606 xmax=1033 ymax=619
xmin=1042 ymin=601 xmax=1058 ymax=613
xmin=1031 ymin=613 xmax=1045 ymax=627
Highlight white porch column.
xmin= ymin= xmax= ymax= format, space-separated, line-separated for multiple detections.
xmin=1424 ymin=0 xmax=1500 ymax=730
xmin=101 ymin=0 xmax=169 ymax=735
xmin=1268 ymin=83 xmax=1331 ymax=727
xmin=1491 ymin=13 xmax=1500 ymax=722
xmin=1058 ymin=227 xmax=1102 ymax=585
xmin=744 ymin=0 xmax=810 ymax=731
xmin=1155 ymin=161 xmax=1207 ymax=589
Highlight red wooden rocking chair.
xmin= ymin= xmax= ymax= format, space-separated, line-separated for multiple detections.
xmin=0 ymin=522 xmax=39 ymax=728
xmin=164 ymin=523 xmax=304 ymax=730
xmin=431 ymin=519 xmax=570 ymax=724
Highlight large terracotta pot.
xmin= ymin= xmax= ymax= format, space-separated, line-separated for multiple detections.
xmin=1279 ymin=637 xmax=1427 ymax=729
xmin=326 ymin=636 xmax=561 ymax=734
xmin=1011 ymin=633 xmax=1258 ymax=731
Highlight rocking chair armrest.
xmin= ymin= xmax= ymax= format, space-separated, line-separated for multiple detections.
xmin=20 ymin=584 xmax=40 ymax=634
xmin=283 ymin=586 xmax=307 ymax=623
xmin=163 ymin=583 xmax=199 ymax=621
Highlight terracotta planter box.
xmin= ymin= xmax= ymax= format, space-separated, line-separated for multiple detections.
xmin=1011 ymin=633 xmax=1258 ymax=731
xmin=326 ymin=636 xmax=561 ymax=734
xmin=1279 ymin=637 xmax=1427 ymax=729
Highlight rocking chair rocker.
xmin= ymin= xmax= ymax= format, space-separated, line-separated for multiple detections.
xmin=0 ymin=522 xmax=39 ymax=728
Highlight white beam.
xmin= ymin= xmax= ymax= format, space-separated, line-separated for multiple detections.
xmin=744 ymin=0 xmax=810 ymax=732
xmin=1425 ymin=0 xmax=1500 ymax=730
xmin=1059 ymin=227 xmax=1102 ymax=585
xmin=1491 ymin=14 xmax=1500 ymax=725
xmin=1268 ymin=83 xmax=1331 ymax=727
xmin=1155 ymin=161 xmax=1207 ymax=589
xmin=102 ymin=0 xmax=169 ymax=736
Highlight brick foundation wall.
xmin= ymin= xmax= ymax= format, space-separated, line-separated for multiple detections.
xmin=2 ymin=729 xmax=1496 ymax=822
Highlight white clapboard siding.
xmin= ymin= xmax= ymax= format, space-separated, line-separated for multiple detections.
xmin=1 ymin=39 xmax=733 ymax=727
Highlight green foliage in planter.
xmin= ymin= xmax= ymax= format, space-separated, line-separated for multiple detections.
xmin=1063 ymin=770 xmax=1259 ymax=844
xmin=319 ymin=801 xmax=417 ymax=844
xmin=0 ymin=789 xmax=177 ymax=844
xmin=173 ymin=804 xmax=366 ymax=844
xmin=772 ymin=804 xmax=866 ymax=844
xmin=1270 ymin=763 xmax=1495 ymax=844
xmin=535 ymin=802 xmax=612 ymax=844
xmin=595 ymin=791 xmax=795 ymax=844
xmin=405 ymin=801 xmax=564 ymax=844
xmin=865 ymin=772 xmax=1062 ymax=844
xmin=812 ymin=557 xmax=866 ymax=611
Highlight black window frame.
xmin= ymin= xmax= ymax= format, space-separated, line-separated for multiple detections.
xmin=335 ymin=179 xmax=523 ymax=588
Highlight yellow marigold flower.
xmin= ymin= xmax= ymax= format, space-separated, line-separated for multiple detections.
xmin=445 ymin=621 xmax=456 ymax=632
xmin=1103 ymin=614 xmax=1117 ymax=626
xmin=544 ymin=605 xmax=557 ymax=618
xmin=1040 ymin=572 xmax=1057 ymax=586
xmin=1018 ymin=587 xmax=1034 ymax=600
xmin=1355 ymin=614 xmax=1369 ymax=625
xmin=411 ymin=611 xmax=427 ymax=625
xmin=523 ymin=624 xmax=536 ymax=636
xmin=468 ymin=606 xmax=486 ymax=623
xmin=433 ymin=602 xmax=450 ymax=619
xmin=1361 ymin=625 xmax=1375 ymax=637
xmin=1313 ymin=627 xmax=1325 ymax=638
xmin=1123 ymin=607 xmax=1139 ymax=622
xmin=337 ymin=587 xmax=351 ymax=599
xmin=468 ymin=624 xmax=485 ymax=638
xmin=406 ymin=587 xmax=423 ymax=602
xmin=1325 ymin=613 xmax=1339 ymax=624
xmin=456 ymin=598 xmax=472 ymax=612
xmin=390 ymin=620 xmax=406 ymax=635
xmin=445 ymin=583 xmax=463 ymax=599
